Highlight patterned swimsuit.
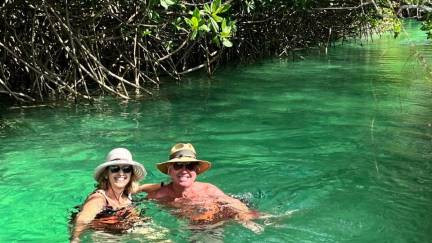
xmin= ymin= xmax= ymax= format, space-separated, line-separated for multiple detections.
xmin=89 ymin=190 xmax=143 ymax=233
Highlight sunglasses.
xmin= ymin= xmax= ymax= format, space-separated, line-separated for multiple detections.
xmin=172 ymin=162 xmax=198 ymax=171
xmin=109 ymin=165 xmax=133 ymax=174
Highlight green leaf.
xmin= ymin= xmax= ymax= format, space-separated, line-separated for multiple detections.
xmin=212 ymin=13 xmax=223 ymax=22
xmin=199 ymin=24 xmax=210 ymax=32
xmin=141 ymin=29 xmax=152 ymax=37
xmin=204 ymin=3 xmax=212 ymax=14
xmin=164 ymin=40 xmax=173 ymax=51
xmin=216 ymin=4 xmax=230 ymax=14
xmin=193 ymin=7 xmax=201 ymax=19
xmin=224 ymin=4 xmax=231 ymax=13
xmin=160 ymin=0 xmax=175 ymax=10
xmin=393 ymin=21 xmax=401 ymax=38
xmin=221 ymin=29 xmax=231 ymax=38
xmin=212 ymin=35 xmax=220 ymax=46
xmin=222 ymin=18 xmax=227 ymax=30
xmin=230 ymin=20 xmax=237 ymax=32
xmin=221 ymin=19 xmax=231 ymax=38
xmin=210 ymin=17 xmax=219 ymax=32
xmin=191 ymin=16 xmax=199 ymax=30
xmin=191 ymin=30 xmax=198 ymax=40
xmin=184 ymin=17 xmax=193 ymax=27
xmin=211 ymin=0 xmax=221 ymax=13
xmin=160 ymin=0 xmax=168 ymax=9
xmin=173 ymin=17 xmax=183 ymax=30
xmin=148 ymin=10 xmax=160 ymax=20
xmin=222 ymin=38 xmax=233 ymax=47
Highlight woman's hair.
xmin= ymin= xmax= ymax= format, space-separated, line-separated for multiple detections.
xmin=95 ymin=168 xmax=139 ymax=195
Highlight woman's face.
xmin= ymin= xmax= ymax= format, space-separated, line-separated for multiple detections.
xmin=107 ymin=164 xmax=132 ymax=190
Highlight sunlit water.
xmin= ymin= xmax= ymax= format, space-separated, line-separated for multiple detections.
xmin=1 ymin=21 xmax=431 ymax=242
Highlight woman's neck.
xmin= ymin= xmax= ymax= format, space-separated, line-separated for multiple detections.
xmin=107 ymin=186 xmax=126 ymax=204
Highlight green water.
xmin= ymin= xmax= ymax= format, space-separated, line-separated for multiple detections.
xmin=1 ymin=21 xmax=432 ymax=242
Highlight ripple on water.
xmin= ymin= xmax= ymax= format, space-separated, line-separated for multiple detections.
xmin=1 ymin=20 xmax=432 ymax=242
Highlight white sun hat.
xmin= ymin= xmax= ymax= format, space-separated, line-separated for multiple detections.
xmin=93 ymin=148 xmax=146 ymax=181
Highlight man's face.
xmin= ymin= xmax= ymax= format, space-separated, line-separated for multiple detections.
xmin=168 ymin=162 xmax=198 ymax=188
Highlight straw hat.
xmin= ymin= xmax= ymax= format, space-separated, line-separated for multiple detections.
xmin=157 ymin=143 xmax=211 ymax=175
xmin=94 ymin=148 xmax=147 ymax=181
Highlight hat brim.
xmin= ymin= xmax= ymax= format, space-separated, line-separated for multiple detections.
xmin=157 ymin=157 xmax=211 ymax=175
xmin=94 ymin=160 xmax=147 ymax=181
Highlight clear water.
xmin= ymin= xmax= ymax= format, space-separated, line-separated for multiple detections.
xmin=1 ymin=21 xmax=431 ymax=242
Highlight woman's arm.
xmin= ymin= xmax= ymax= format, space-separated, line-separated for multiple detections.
xmin=135 ymin=183 xmax=162 ymax=194
xmin=71 ymin=194 xmax=105 ymax=242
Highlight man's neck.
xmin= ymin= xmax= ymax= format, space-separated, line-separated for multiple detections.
xmin=170 ymin=182 xmax=194 ymax=198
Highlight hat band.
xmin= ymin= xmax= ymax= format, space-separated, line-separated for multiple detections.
xmin=108 ymin=158 xmax=131 ymax=163
xmin=169 ymin=149 xmax=196 ymax=160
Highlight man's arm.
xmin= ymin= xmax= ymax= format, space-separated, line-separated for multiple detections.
xmin=146 ymin=183 xmax=170 ymax=200
xmin=204 ymin=183 xmax=263 ymax=232
xmin=135 ymin=183 xmax=162 ymax=194
xmin=205 ymin=184 xmax=248 ymax=208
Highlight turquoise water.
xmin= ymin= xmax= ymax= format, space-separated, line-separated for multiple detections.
xmin=1 ymin=21 xmax=432 ymax=242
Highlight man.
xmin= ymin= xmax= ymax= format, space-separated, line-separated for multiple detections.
xmin=147 ymin=143 xmax=263 ymax=232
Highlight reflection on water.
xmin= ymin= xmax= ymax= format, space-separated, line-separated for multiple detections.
xmin=1 ymin=20 xmax=432 ymax=242
xmin=82 ymin=223 xmax=171 ymax=243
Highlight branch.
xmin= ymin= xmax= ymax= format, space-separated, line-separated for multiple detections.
xmin=178 ymin=51 xmax=219 ymax=75
xmin=314 ymin=1 xmax=374 ymax=10
xmin=397 ymin=5 xmax=432 ymax=16
xmin=241 ymin=17 xmax=273 ymax=24
xmin=0 ymin=41 xmax=92 ymax=101
xmin=158 ymin=36 xmax=189 ymax=62
xmin=47 ymin=5 xmax=153 ymax=96
xmin=0 ymin=78 xmax=35 ymax=102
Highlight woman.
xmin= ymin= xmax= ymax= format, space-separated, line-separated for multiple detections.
xmin=71 ymin=148 xmax=160 ymax=242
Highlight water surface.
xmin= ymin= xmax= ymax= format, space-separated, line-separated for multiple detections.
xmin=0 ymin=21 xmax=431 ymax=242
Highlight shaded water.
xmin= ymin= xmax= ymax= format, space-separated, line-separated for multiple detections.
xmin=1 ymin=21 xmax=432 ymax=242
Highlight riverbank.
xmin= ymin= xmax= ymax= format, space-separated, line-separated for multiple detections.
xmin=1 ymin=1 xmax=407 ymax=104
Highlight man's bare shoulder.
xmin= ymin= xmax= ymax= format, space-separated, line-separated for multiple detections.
xmin=194 ymin=182 xmax=225 ymax=194
xmin=194 ymin=181 xmax=214 ymax=188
